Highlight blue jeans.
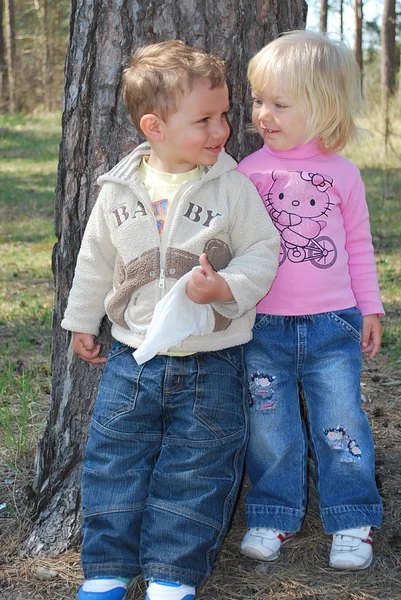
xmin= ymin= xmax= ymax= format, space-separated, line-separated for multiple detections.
xmin=81 ymin=342 xmax=248 ymax=586
xmin=245 ymin=309 xmax=383 ymax=534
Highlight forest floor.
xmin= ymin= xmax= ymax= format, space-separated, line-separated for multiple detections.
xmin=1 ymin=351 xmax=401 ymax=600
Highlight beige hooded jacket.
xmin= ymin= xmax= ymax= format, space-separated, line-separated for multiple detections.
xmin=61 ymin=142 xmax=279 ymax=352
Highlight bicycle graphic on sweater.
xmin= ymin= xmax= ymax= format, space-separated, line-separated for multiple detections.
xmin=264 ymin=170 xmax=338 ymax=269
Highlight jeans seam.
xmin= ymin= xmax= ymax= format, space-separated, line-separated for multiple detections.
xmin=326 ymin=310 xmax=361 ymax=341
xmin=146 ymin=499 xmax=222 ymax=531
xmin=83 ymin=502 xmax=146 ymax=518
xmin=321 ymin=503 xmax=383 ymax=513
xmin=90 ymin=417 xmax=162 ymax=440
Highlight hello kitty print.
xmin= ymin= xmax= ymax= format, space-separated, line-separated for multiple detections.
xmin=264 ymin=170 xmax=338 ymax=269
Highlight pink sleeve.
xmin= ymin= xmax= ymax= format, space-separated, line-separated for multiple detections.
xmin=342 ymin=174 xmax=384 ymax=316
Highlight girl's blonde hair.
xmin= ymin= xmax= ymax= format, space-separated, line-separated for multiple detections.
xmin=248 ymin=30 xmax=362 ymax=152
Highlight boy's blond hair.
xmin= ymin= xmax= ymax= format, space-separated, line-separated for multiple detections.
xmin=122 ymin=40 xmax=226 ymax=133
xmin=248 ymin=30 xmax=362 ymax=152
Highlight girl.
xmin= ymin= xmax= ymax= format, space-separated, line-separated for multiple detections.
xmin=237 ymin=30 xmax=383 ymax=571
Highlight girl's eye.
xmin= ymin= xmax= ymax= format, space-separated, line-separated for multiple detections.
xmin=199 ymin=117 xmax=209 ymax=123
xmin=252 ymin=98 xmax=262 ymax=106
xmin=275 ymin=103 xmax=286 ymax=109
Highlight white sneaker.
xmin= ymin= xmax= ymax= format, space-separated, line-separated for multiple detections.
xmin=329 ymin=526 xmax=373 ymax=570
xmin=240 ymin=528 xmax=296 ymax=561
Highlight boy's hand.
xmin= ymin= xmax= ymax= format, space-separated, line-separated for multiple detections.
xmin=72 ymin=332 xmax=107 ymax=364
xmin=186 ymin=253 xmax=234 ymax=304
xmin=361 ymin=314 xmax=382 ymax=359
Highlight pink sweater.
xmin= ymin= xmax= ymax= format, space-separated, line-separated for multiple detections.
xmin=237 ymin=141 xmax=384 ymax=316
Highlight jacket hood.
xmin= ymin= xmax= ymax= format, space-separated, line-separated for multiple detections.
xmin=97 ymin=141 xmax=238 ymax=188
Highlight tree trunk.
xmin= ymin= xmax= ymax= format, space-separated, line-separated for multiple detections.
xmin=4 ymin=0 xmax=16 ymax=112
xmin=319 ymin=0 xmax=328 ymax=33
xmin=0 ymin=0 xmax=6 ymax=111
xmin=399 ymin=61 xmax=401 ymax=104
xmin=42 ymin=0 xmax=53 ymax=111
xmin=339 ymin=0 xmax=344 ymax=40
xmin=33 ymin=0 xmax=53 ymax=111
xmin=354 ymin=0 xmax=363 ymax=94
xmin=381 ymin=0 xmax=396 ymax=154
xmin=381 ymin=0 xmax=396 ymax=102
xmin=23 ymin=0 xmax=307 ymax=557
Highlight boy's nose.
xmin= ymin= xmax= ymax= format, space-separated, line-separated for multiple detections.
xmin=211 ymin=119 xmax=229 ymax=138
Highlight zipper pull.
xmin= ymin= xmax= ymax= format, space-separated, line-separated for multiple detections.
xmin=159 ymin=268 xmax=165 ymax=288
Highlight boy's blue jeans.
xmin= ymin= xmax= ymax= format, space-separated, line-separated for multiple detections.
xmin=81 ymin=342 xmax=248 ymax=586
xmin=245 ymin=309 xmax=383 ymax=534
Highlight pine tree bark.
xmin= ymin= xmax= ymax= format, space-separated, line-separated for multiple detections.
xmin=23 ymin=0 xmax=307 ymax=556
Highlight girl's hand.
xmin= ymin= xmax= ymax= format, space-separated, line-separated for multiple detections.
xmin=72 ymin=332 xmax=107 ymax=364
xmin=186 ymin=253 xmax=234 ymax=304
xmin=361 ymin=314 xmax=382 ymax=359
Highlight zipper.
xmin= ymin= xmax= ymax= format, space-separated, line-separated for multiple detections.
xmin=159 ymin=268 xmax=165 ymax=288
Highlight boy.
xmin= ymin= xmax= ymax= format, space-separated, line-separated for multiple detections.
xmin=62 ymin=40 xmax=279 ymax=600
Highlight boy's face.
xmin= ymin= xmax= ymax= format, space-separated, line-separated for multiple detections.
xmin=251 ymin=89 xmax=307 ymax=152
xmin=152 ymin=78 xmax=230 ymax=173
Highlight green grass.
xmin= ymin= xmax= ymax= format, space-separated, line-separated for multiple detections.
xmin=0 ymin=113 xmax=58 ymax=461
xmin=345 ymin=104 xmax=401 ymax=365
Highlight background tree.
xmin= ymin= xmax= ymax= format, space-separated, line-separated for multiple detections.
xmin=399 ymin=57 xmax=401 ymax=102
xmin=4 ymin=0 xmax=15 ymax=112
xmin=339 ymin=0 xmax=344 ymax=39
xmin=354 ymin=0 xmax=364 ymax=91
xmin=381 ymin=0 xmax=397 ymax=100
xmin=0 ymin=0 xmax=69 ymax=113
xmin=23 ymin=0 xmax=307 ymax=557
xmin=320 ymin=0 xmax=328 ymax=32
xmin=0 ymin=0 xmax=6 ymax=111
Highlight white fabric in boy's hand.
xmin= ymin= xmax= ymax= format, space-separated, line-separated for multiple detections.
xmin=133 ymin=267 xmax=214 ymax=365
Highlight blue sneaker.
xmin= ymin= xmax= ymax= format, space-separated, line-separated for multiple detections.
xmin=145 ymin=580 xmax=195 ymax=600
xmin=145 ymin=596 xmax=194 ymax=600
xmin=77 ymin=581 xmax=128 ymax=600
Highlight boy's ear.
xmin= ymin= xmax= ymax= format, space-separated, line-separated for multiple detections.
xmin=140 ymin=114 xmax=164 ymax=141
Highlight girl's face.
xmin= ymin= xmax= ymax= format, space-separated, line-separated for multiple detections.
xmin=251 ymin=89 xmax=308 ymax=151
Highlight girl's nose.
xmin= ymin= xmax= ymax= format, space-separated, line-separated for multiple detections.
xmin=259 ymin=105 xmax=273 ymax=122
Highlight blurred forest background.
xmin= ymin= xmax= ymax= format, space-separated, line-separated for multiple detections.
xmin=0 ymin=0 xmax=69 ymax=114
xmin=0 ymin=0 xmax=400 ymax=115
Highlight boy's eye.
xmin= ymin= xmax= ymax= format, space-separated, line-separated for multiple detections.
xmin=198 ymin=117 xmax=209 ymax=123
xmin=252 ymin=98 xmax=262 ymax=106
xmin=275 ymin=103 xmax=287 ymax=109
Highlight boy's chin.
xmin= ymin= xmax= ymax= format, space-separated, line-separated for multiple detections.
xmin=201 ymin=155 xmax=221 ymax=166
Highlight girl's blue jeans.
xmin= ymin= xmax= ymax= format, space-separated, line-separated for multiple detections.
xmin=245 ymin=309 xmax=383 ymax=534
xmin=80 ymin=342 xmax=248 ymax=586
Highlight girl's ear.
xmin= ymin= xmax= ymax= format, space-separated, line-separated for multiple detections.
xmin=140 ymin=114 xmax=164 ymax=141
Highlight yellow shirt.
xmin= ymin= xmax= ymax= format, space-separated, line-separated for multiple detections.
xmin=138 ymin=158 xmax=205 ymax=355
xmin=138 ymin=158 xmax=205 ymax=234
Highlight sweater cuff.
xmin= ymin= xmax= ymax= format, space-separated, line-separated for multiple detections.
xmin=61 ymin=317 xmax=100 ymax=336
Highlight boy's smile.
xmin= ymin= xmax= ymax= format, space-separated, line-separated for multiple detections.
xmin=251 ymin=90 xmax=307 ymax=152
xmin=148 ymin=78 xmax=231 ymax=173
